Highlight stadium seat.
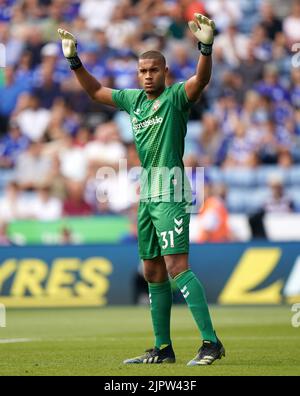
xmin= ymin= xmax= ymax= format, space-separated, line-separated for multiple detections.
xmin=255 ymin=166 xmax=289 ymax=187
xmin=222 ymin=168 xmax=257 ymax=188
xmin=288 ymin=166 xmax=300 ymax=187
xmin=0 ymin=169 xmax=15 ymax=192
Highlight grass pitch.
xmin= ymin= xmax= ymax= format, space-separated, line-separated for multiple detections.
xmin=0 ymin=306 xmax=299 ymax=376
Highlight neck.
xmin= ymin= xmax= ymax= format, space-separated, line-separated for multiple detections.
xmin=146 ymin=86 xmax=165 ymax=100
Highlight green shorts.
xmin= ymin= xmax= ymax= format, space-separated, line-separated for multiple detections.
xmin=137 ymin=201 xmax=191 ymax=260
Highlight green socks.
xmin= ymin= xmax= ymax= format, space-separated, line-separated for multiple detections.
xmin=148 ymin=280 xmax=172 ymax=349
xmin=175 ymin=270 xmax=217 ymax=343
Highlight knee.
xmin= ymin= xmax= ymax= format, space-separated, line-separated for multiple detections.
xmin=143 ymin=267 xmax=158 ymax=283
xmin=167 ymin=261 xmax=185 ymax=279
xmin=143 ymin=266 xmax=167 ymax=283
xmin=165 ymin=256 xmax=189 ymax=279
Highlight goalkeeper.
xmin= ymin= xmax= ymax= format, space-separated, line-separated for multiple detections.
xmin=58 ymin=14 xmax=225 ymax=366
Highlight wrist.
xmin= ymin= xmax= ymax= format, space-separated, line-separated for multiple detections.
xmin=198 ymin=42 xmax=213 ymax=56
xmin=66 ymin=54 xmax=82 ymax=70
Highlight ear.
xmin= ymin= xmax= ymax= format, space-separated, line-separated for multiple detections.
xmin=165 ymin=66 xmax=169 ymax=74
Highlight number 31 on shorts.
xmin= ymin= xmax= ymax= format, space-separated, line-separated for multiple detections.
xmin=160 ymin=231 xmax=175 ymax=249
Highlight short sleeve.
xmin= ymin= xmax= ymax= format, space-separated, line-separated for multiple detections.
xmin=169 ymin=82 xmax=194 ymax=111
xmin=112 ymin=89 xmax=140 ymax=114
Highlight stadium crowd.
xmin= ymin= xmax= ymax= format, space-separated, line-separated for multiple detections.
xmin=0 ymin=0 xmax=300 ymax=239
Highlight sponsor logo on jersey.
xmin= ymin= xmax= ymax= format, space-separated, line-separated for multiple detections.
xmin=134 ymin=108 xmax=141 ymax=116
xmin=132 ymin=116 xmax=163 ymax=132
xmin=153 ymin=100 xmax=160 ymax=112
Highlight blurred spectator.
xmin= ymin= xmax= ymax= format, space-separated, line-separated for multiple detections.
xmin=0 ymin=182 xmax=25 ymax=222
xmin=16 ymin=141 xmax=52 ymax=190
xmin=0 ymin=66 xmax=31 ymax=134
xmin=214 ymin=22 xmax=249 ymax=67
xmin=0 ymin=120 xmax=29 ymax=168
xmin=260 ymin=1 xmax=283 ymax=40
xmin=0 ymin=0 xmax=13 ymax=22
xmin=107 ymin=50 xmax=138 ymax=90
xmin=251 ymin=24 xmax=273 ymax=62
xmin=59 ymin=133 xmax=87 ymax=182
xmin=43 ymin=154 xmax=66 ymax=200
xmin=223 ymin=121 xmax=256 ymax=168
xmin=195 ymin=181 xmax=231 ymax=243
xmin=290 ymin=67 xmax=300 ymax=109
xmin=63 ymin=180 xmax=93 ymax=217
xmin=256 ymin=63 xmax=289 ymax=104
xmin=283 ymin=0 xmax=300 ymax=46
xmin=84 ymin=121 xmax=126 ymax=166
xmin=79 ymin=0 xmax=118 ymax=30
xmin=60 ymin=227 xmax=75 ymax=244
xmin=33 ymin=63 xmax=63 ymax=109
xmin=0 ymin=21 xmax=24 ymax=66
xmin=167 ymin=3 xmax=187 ymax=40
xmin=236 ymin=42 xmax=264 ymax=96
xmin=207 ymin=46 xmax=231 ymax=102
xmin=197 ymin=113 xmax=225 ymax=166
xmin=205 ymin=0 xmax=242 ymax=32
xmin=181 ymin=0 xmax=206 ymax=22
xmin=264 ymin=175 xmax=295 ymax=213
xmin=105 ymin=4 xmax=136 ymax=50
xmin=40 ymin=1 xmax=66 ymax=42
xmin=30 ymin=184 xmax=63 ymax=220
xmin=16 ymin=94 xmax=51 ymax=142
xmin=23 ymin=26 xmax=45 ymax=69
xmin=169 ymin=43 xmax=197 ymax=82
xmin=0 ymin=222 xmax=11 ymax=246
xmin=278 ymin=149 xmax=294 ymax=169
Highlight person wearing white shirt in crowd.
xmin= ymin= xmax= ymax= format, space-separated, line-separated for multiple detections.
xmin=79 ymin=0 xmax=118 ymax=30
xmin=105 ymin=4 xmax=136 ymax=50
xmin=30 ymin=184 xmax=62 ymax=220
xmin=16 ymin=94 xmax=51 ymax=142
xmin=84 ymin=121 xmax=126 ymax=166
xmin=0 ymin=181 xmax=25 ymax=222
xmin=283 ymin=0 xmax=300 ymax=47
xmin=205 ymin=0 xmax=242 ymax=32
xmin=214 ymin=22 xmax=249 ymax=67
xmin=16 ymin=141 xmax=52 ymax=190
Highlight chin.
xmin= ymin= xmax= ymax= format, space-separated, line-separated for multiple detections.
xmin=145 ymin=87 xmax=155 ymax=94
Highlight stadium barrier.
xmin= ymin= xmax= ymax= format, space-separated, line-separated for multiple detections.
xmin=8 ymin=214 xmax=300 ymax=244
xmin=0 ymin=242 xmax=299 ymax=308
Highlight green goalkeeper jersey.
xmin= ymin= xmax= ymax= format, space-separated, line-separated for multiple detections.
xmin=112 ymin=82 xmax=193 ymax=201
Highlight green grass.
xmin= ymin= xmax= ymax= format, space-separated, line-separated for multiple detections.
xmin=0 ymin=306 xmax=299 ymax=376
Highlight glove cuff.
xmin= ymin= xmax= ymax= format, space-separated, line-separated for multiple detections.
xmin=67 ymin=55 xmax=82 ymax=70
xmin=198 ymin=42 xmax=213 ymax=56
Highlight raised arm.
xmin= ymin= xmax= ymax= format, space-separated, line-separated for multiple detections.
xmin=185 ymin=14 xmax=215 ymax=102
xmin=58 ymin=29 xmax=116 ymax=107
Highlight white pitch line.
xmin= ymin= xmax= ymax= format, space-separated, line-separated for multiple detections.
xmin=0 ymin=338 xmax=35 ymax=344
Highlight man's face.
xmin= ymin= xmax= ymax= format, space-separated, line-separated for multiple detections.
xmin=138 ymin=58 xmax=167 ymax=94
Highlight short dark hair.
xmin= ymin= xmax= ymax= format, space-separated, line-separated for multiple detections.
xmin=138 ymin=51 xmax=166 ymax=67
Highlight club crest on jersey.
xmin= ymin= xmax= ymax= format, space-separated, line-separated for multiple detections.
xmin=153 ymin=100 xmax=160 ymax=112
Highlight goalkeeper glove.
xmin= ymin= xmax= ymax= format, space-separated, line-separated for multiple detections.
xmin=188 ymin=13 xmax=215 ymax=56
xmin=58 ymin=28 xmax=82 ymax=70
